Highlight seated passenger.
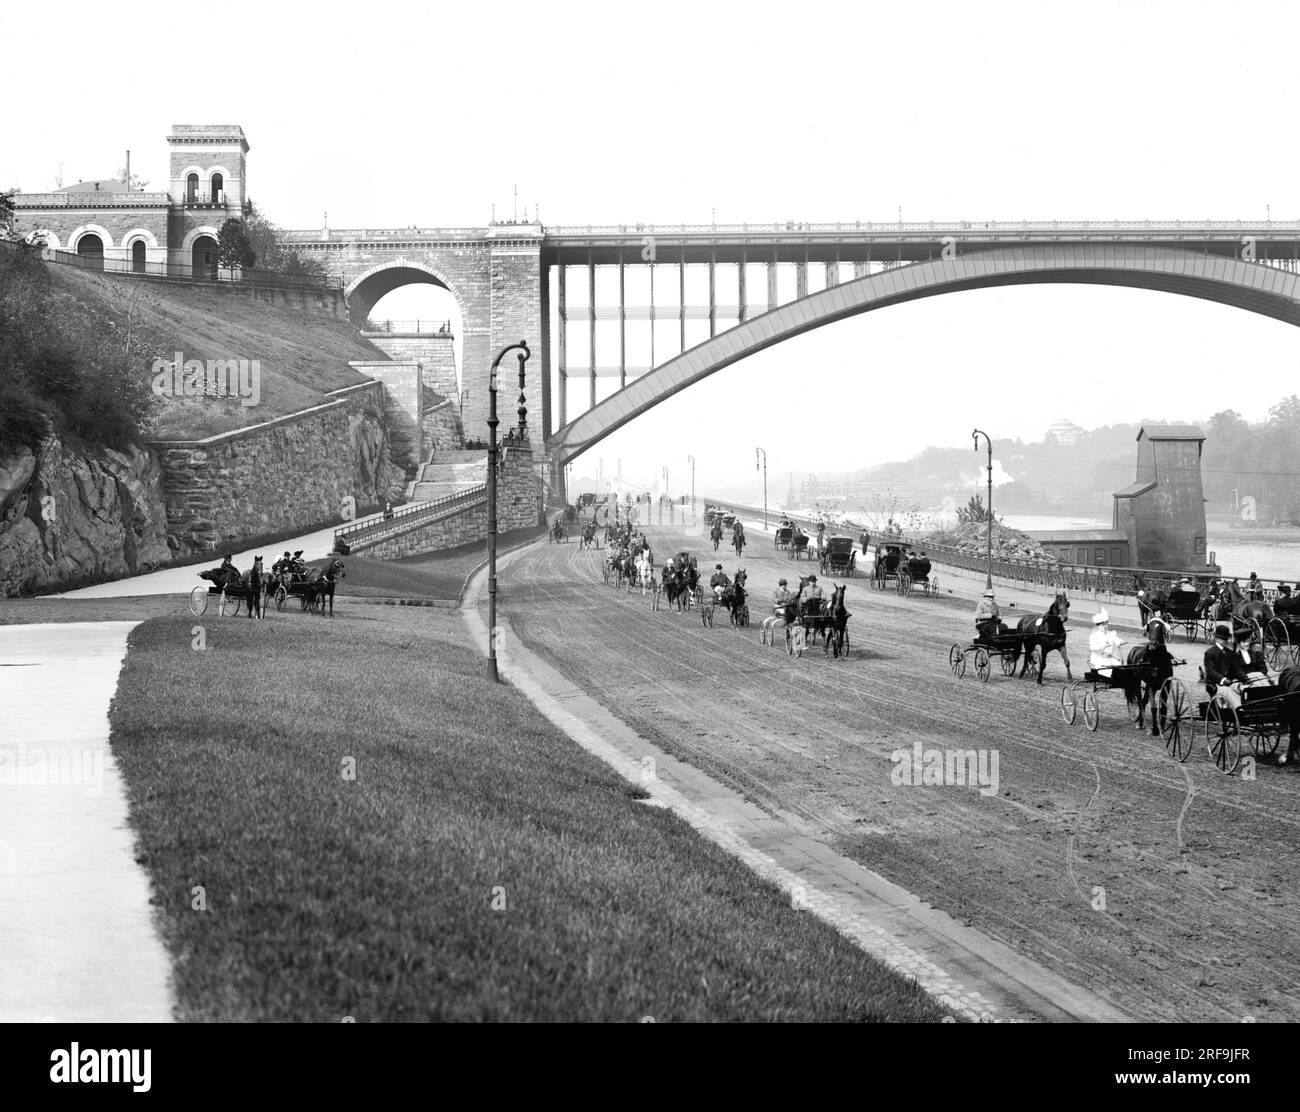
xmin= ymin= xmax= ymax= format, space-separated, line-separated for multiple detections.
xmin=1247 ymin=572 xmax=1264 ymax=602
xmin=1088 ymin=610 xmax=1127 ymax=676
xmin=1204 ymin=622 xmax=1272 ymax=710
xmin=709 ymin=564 xmax=730 ymax=595
xmin=974 ymin=589 xmax=1004 ymax=641
xmin=1174 ymin=577 xmax=1198 ymax=595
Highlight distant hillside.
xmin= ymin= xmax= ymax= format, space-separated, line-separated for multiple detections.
xmin=47 ymin=265 xmax=387 ymax=440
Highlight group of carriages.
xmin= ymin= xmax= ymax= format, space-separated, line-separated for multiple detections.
xmin=871 ymin=544 xmax=938 ymax=597
xmin=189 ymin=551 xmax=345 ymax=619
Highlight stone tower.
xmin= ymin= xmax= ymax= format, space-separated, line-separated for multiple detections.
xmin=166 ymin=125 xmax=250 ymax=272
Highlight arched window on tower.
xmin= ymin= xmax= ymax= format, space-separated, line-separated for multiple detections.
xmin=186 ymin=173 xmax=199 ymax=204
xmin=211 ymin=173 xmax=224 ymax=204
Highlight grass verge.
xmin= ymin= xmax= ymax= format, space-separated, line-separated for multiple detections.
xmin=338 ymin=525 xmax=547 ymax=601
xmin=107 ymin=606 xmax=951 ymax=1021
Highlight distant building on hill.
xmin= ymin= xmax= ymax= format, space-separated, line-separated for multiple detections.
xmin=9 ymin=125 xmax=250 ymax=277
xmin=1045 ymin=417 xmax=1084 ymax=445
xmin=1112 ymin=425 xmax=1212 ymax=572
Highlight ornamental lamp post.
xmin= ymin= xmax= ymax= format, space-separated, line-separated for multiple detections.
xmin=486 ymin=339 xmax=530 ymax=684
xmin=687 ymin=454 xmax=695 ymax=508
xmin=972 ymin=428 xmax=993 ymax=591
xmin=755 ymin=446 xmax=767 ymax=529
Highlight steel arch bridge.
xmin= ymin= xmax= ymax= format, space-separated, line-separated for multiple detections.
xmin=544 ymin=242 xmax=1300 ymax=468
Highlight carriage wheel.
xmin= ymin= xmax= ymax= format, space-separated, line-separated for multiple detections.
xmin=1207 ymin=699 xmax=1242 ymax=774
xmin=1252 ymin=729 xmax=1281 ymax=759
xmin=1265 ymin=618 xmax=1291 ymax=671
xmin=948 ymin=643 xmax=963 ymax=676
xmin=220 ymin=591 xmax=241 ymax=618
xmin=786 ymin=625 xmax=794 ymax=656
xmin=1159 ymin=679 xmax=1192 ymax=761
xmin=999 ymin=649 xmax=1017 ymax=676
xmin=930 ymin=575 xmax=939 ymax=595
xmin=974 ymin=648 xmax=991 ymax=683
xmin=188 ymin=586 xmax=209 ymax=616
xmin=1060 ymin=684 xmax=1077 ymax=725
xmin=274 ymin=586 xmax=287 ymax=612
xmin=1083 ymin=690 xmax=1099 ymax=731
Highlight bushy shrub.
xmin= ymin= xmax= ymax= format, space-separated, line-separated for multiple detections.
xmin=0 ymin=243 xmax=162 ymax=455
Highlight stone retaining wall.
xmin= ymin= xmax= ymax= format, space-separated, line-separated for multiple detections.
xmin=421 ymin=398 xmax=463 ymax=461
xmin=150 ymin=380 xmax=405 ymax=555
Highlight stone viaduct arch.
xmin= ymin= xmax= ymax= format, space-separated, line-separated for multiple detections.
xmin=546 ymin=244 xmax=1300 ymax=468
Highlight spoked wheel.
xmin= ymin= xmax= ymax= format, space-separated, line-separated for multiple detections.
xmin=930 ymin=575 xmax=939 ymax=595
xmin=188 ymin=586 xmax=209 ymax=616
xmin=1060 ymin=684 xmax=1077 ymax=725
xmin=999 ymin=649 xmax=1017 ymax=676
xmin=1265 ymin=618 xmax=1291 ymax=671
xmin=1207 ymin=698 xmax=1242 ymax=775
xmin=275 ymin=585 xmax=288 ymax=611
xmin=1160 ymin=679 xmax=1192 ymax=762
xmin=1083 ymin=689 xmax=1099 ymax=732
xmin=948 ymin=643 xmax=963 ymax=676
xmin=974 ymin=648 xmax=991 ymax=683
xmin=1252 ymin=729 xmax=1281 ymax=759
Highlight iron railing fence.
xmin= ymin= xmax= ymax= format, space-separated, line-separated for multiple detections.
xmin=334 ymin=484 xmax=487 ymax=547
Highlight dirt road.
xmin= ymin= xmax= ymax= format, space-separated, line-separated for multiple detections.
xmin=495 ymin=517 xmax=1300 ymax=1022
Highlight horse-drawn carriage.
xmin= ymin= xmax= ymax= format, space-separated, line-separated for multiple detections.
xmin=901 ymin=553 xmax=937 ymax=598
xmin=1197 ymin=681 xmax=1300 ymax=774
xmin=775 ymin=521 xmax=794 ymax=550
xmin=702 ymin=570 xmax=748 ymax=629
xmin=872 ymin=544 xmax=905 ymax=591
xmin=948 ymin=630 xmax=1024 ymax=682
xmin=787 ymin=527 xmax=811 ymax=561
xmin=783 ymin=584 xmax=849 ymax=659
xmin=549 ymin=518 xmax=568 ymax=543
xmin=819 ymin=536 xmax=857 ymax=577
xmin=952 ymin=593 xmax=1072 ymax=684
xmin=189 ymin=569 xmax=249 ymax=617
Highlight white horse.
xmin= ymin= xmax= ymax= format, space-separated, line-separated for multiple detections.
xmin=635 ymin=550 xmax=654 ymax=594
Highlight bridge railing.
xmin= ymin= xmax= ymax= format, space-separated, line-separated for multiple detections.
xmin=334 ymin=484 xmax=487 ymax=549
xmin=361 ymin=319 xmax=453 ymax=334
xmin=545 ymin=219 xmax=1300 ymax=236
xmin=19 ymin=243 xmax=342 ymax=290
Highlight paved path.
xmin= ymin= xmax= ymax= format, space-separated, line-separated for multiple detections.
xmin=0 ymin=623 xmax=173 ymax=1021
xmin=51 ymin=512 xmax=384 ymax=599
xmin=463 ymin=540 xmax=1131 ymax=1023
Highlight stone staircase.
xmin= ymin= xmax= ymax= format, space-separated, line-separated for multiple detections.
xmin=408 ymin=449 xmax=488 ymax=501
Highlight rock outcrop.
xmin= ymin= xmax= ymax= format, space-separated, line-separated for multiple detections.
xmin=920 ymin=520 xmax=1058 ymax=562
xmin=0 ymin=435 xmax=171 ymax=595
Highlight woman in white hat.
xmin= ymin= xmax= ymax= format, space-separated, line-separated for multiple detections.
xmin=1088 ymin=610 xmax=1127 ymax=676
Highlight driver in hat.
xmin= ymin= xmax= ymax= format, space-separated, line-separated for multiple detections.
xmin=974 ymin=588 xmax=1003 ymax=641
xmin=1088 ymin=610 xmax=1127 ymax=676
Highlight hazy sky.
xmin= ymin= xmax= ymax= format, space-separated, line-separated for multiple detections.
xmin=6 ymin=0 xmax=1300 ymax=494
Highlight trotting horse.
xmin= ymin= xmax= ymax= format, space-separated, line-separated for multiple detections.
xmin=1133 ymin=575 xmax=1170 ymax=627
xmin=1222 ymin=578 xmax=1273 ymax=634
xmin=824 ymin=584 xmax=850 ymax=658
xmin=304 ymin=557 xmax=346 ymax=617
xmin=719 ymin=569 xmax=748 ymax=626
xmin=762 ymin=580 xmax=806 ymax=645
xmin=1125 ymin=618 xmax=1178 ymax=736
xmin=1014 ymin=591 xmax=1073 ymax=684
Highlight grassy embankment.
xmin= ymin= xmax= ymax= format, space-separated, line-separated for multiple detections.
xmin=48 ymin=266 xmax=388 ymax=440
xmin=106 ymin=607 xmax=952 ymax=1021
